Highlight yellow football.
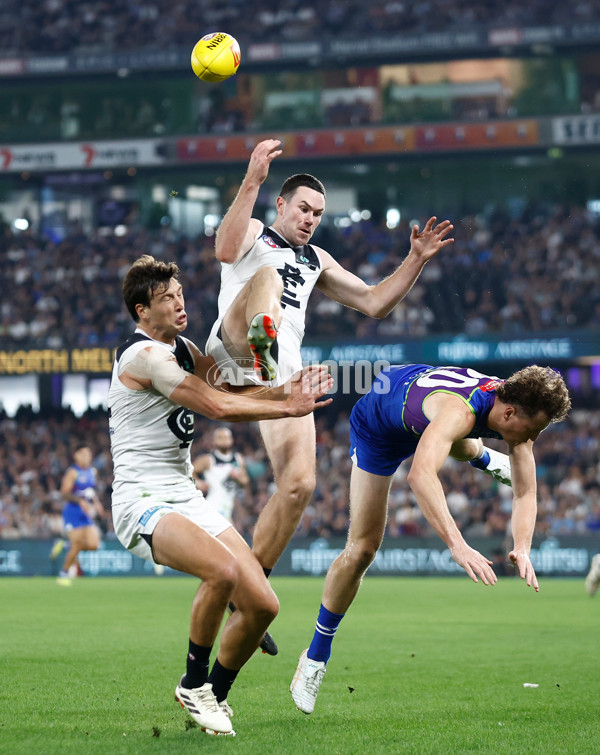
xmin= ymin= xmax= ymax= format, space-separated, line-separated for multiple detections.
xmin=191 ymin=32 xmax=241 ymax=83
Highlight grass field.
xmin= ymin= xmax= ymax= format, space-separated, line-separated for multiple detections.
xmin=1 ymin=575 xmax=598 ymax=754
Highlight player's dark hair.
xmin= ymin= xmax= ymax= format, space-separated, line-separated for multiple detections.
xmin=279 ymin=174 xmax=326 ymax=201
xmin=496 ymin=365 xmax=571 ymax=423
xmin=122 ymin=254 xmax=180 ymax=322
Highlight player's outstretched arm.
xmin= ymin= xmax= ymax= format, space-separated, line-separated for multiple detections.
xmin=508 ymin=441 xmax=540 ymax=592
xmin=316 ymin=216 xmax=454 ymax=319
xmin=119 ymin=345 xmax=332 ymax=420
xmin=406 ymin=403 xmax=497 ymax=586
xmin=173 ymin=363 xmax=332 ymax=421
xmin=215 ymin=139 xmax=282 ymax=264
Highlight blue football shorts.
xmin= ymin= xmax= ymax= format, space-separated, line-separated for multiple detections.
xmin=62 ymin=501 xmax=94 ymax=531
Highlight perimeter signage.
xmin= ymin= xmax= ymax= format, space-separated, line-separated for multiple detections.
xmin=0 ymin=348 xmax=115 ymax=375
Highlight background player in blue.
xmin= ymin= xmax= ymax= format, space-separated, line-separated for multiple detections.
xmin=56 ymin=445 xmax=103 ymax=585
xmin=290 ymin=363 xmax=571 ymax=714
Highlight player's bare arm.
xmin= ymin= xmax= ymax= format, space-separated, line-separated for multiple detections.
xmin=120 ymin=346 xmax=332 ymax=421
xmin=60 ymin=467 xmax=93 ymax=515
xmin=407 ymin=399 xmax=497 ymax=586
xmin=507 ymin=440 xmax=540 ymax=591
xmin=215 ymin=139 xmax=282 ymax=264
xmin=229 ymin=457 xmax=249 ymax=486
xmin=193 ymin=454 xmax=212 ymax=476
xmin=315 ymin=216 xmax=454 ymax=318
xmin=192 ymin=454 xmax=211 ymax=493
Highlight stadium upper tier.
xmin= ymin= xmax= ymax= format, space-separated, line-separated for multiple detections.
xmin=1 ymin=0 xmax=599 ymax=57
xmin=0 ymin=203 xmax=597 ymax=351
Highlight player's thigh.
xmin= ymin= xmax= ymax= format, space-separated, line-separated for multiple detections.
xmin=218 ymin=527 xmax=278 ymax=613
xmin=152 ymin=512 xmax=237 ymax=582
xmin=449 ymin=437 xmax=481 ymax=462
xmin=220 ymin=279 xmax=257 ymax=353
xmin=82 ymin=524 xmax=100 ymax=549
xmin=259 ymin=413 xmax=316 ymax=481
xmin=67 ymin=526 xmax=87 ymax=549
xmin=347 ymin=465 xmax=394 ymax=547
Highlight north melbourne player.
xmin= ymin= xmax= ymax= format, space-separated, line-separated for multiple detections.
xmin=290 ymin=364 xmax=571 ymax=714
xmin=54 ymin=446 xmax=104 ymax=585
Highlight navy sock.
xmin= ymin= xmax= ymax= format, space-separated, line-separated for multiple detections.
xmin=208 ymin=659 xmax=239 ymax=703
xmin=307 ymin=604 xmax=345 ymax=664
xmin=182 ymin=640 xmax=211 ymax=689
xmin=469 ymin=448 xmax=490 ymax=470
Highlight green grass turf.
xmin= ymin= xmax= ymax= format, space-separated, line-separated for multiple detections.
xmin=1 ymin=575 xmax=598 ymax=754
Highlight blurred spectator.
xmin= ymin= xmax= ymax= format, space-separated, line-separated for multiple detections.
xmin=2 ymin=202 xmax=599 ymax=350
xmin=1 ymin=0 xmax=598 ymax=55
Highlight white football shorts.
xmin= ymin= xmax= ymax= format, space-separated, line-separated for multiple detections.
xmin=112 ymin=490 xmax=231 ymax=564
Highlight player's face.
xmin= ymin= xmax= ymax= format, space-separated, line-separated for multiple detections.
xmin=214 ymin=428 xmax=233 ymax=451
xmin=74 ymin=447 xmax=92 ymax=467
xmin=275 ymin=187 xmax=325 ymax=246
xmin=146 ymin=278 xmax=187 ymax=338
xmin=499 ymin=408 xmax=550 ymax=445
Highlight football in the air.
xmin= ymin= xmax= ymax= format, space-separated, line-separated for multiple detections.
xmin=191 ymin=32 xmax=241 ymax=83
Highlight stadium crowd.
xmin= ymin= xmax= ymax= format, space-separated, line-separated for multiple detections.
xmin=0 ymin=202 xmax=598 ymax=350
xmin=1 ymin=404 xmax=599 ymax=544
xmin=1 ymin=0 xmax=598 ymax=56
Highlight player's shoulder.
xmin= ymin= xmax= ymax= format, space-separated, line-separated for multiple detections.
xmin=177 ymin=334 xmax=199 ymax=354
xmin=313 ymin=245 xmax=337 ymax=270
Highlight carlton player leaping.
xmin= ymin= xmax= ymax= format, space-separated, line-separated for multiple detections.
xmin=205 ymin=139 xmax=508 ymax=654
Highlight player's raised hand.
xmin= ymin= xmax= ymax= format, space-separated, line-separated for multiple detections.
xmin=450 ymin=541 xmax=498 ymax=586
xmin=247 ymin=139 xmax=283 ymax=185
xmin=409 ymin=216 xmax=454 ymax=262
xmin=509 ymin=549 xmax=539 ymax=592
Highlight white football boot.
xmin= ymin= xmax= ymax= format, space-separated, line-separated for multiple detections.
xmin=175 ymin=677 xmax=235 ymax=736
xmin=469 ymin=446 xmax=512 ymax=486
xmin=290 ymin=649 xmax=326 ymax=714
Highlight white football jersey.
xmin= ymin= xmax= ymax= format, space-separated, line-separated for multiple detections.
xmin=207 ymin=225 xmax=322 ymax=378
xmin=109 ymin=330 xmax=197 ymax=506
xmin=203 ymin=450 xmax=244 ymax=521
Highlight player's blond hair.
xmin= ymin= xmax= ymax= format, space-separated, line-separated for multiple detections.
xmin=496 ymin=365 xmax=571 ymax=422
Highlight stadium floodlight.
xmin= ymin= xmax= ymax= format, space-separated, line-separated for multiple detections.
xmin=13 ymin=218 xmax=29 ymax=231
xmin=386 ymin=208 xmax=400 ymax=229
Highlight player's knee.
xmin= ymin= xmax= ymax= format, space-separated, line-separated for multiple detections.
xmin=280 ymin=473 xmax=315 ymax=510
xmin=346 ymin=540 xmax=378 ymax=574
xmin=255 ymin=590 xmax=279 ymax=627
xmin=218 ymin=559 xmax=241 ymax=593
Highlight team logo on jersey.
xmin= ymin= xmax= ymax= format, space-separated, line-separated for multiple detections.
xmin=262 ymin=235 xmax=281 ymax=249
xmin=480 ymin=379 xmax=503 ymax=392
xmin=167 ymin=407 xmax=195 ymax=448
